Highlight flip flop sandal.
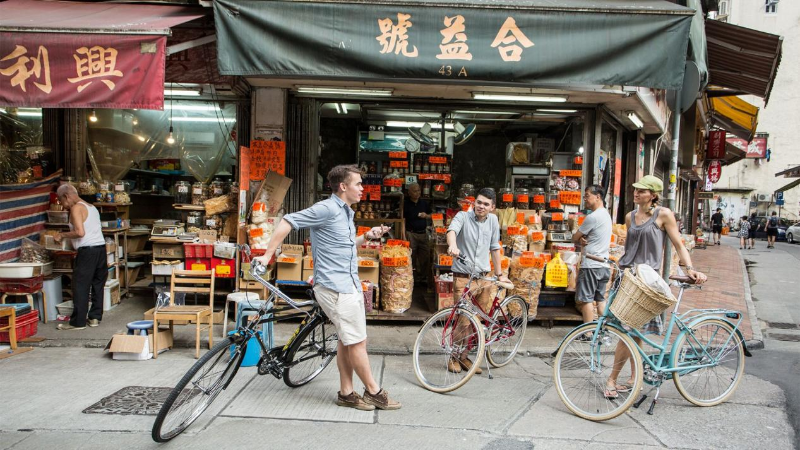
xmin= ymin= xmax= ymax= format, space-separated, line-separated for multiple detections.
xmin=603 ymin=388 xmax=619 ymax=399
xmin=615 ymin=384 xmax=633 ymax=393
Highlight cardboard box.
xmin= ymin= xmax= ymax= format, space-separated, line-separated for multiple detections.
xmin=302 ymin=255 xmax=314 ymax=283
xmin=258 ymin=171 xmax=292 ymax=216
xmin=105 ymin=329 xmax=173 ymax=361
xmin=276 ymin=244 xmax=303 ymax=281
xmin=437 ymin=293 xmax=455 ymax=310
xmin=357 ymin=248 xmax=380 ymax=285
xmin=153 ymin=243 xmax=184 ymax=259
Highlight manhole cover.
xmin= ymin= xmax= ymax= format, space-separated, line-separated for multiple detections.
xmin=83 ymin=386 xmax=173 ymax=416
xmin=767 ymin=322 xmax=799 ymax=330
xmin=769 ymin=333 xmax=800 ymax=343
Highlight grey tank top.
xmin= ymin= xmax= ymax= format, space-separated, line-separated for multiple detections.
xmin=619 ymin=207 xmax=666 ymax=272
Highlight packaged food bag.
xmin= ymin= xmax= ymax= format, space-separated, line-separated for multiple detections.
xmin=380 ymin=242 xmax=413 ymax=313
xmin=545 ymin=252 xmax=569 ymax=288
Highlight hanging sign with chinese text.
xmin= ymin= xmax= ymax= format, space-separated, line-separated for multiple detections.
xmin=213 ymin=0 xmax=693 ymax=90
xmin=726 ymin=135 xmax=767 ymax=159
xmin=249 ymin=140 xmax=286 ymax=180
xmin=708 ymin=160 xmax=722 ymax=184
xmin=0 ymin=32 xmax=167 ymax=109
xmin=706 ymin=130 xmax=726 ymax=160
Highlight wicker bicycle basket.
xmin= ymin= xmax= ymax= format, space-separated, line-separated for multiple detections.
xmin=609 ymin=269 xmax=676 ymax=329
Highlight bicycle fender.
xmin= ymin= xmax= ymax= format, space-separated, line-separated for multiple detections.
xmin=678 ymin=317 xmax=752 ymax=359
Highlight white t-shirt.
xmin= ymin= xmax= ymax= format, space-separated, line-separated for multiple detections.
xmin=578 ymin=207 xmax=612 ymax=269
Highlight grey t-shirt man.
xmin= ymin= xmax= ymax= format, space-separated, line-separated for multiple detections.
xmin=448 ymin=210 xmax=502 ymax=274
xmin=578 ymin=207 xmax=612 ymax=269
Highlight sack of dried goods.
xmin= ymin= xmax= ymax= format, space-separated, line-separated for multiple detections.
xmin=204 ymin=195 xmax=232 ymax=216
xmin=509 ymin=252 xmax=544 ymax=317
xmin=380 ymin=243 xmax=413 ymax=313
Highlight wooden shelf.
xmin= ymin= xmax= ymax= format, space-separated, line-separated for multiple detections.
xmin=45 ymin=223 xmax=70 ymax=228
xmin=173 ymin=204 xmax=205 ymax=211
xmin=129 ymin=250 xmax=152 ymax=257
xmin=95 ymin=202 xmax=132 ymax=207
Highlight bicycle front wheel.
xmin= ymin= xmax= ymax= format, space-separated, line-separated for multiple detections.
xmin=672 ymin=318 xmax=745 ymax=407
xmin=152 ymin=337 xmax=245 ymax=442
xmin=413 ymin=307 xmax=485 ymax=393
xmin=553 ymin=323 xmax=643 ymax=421
xmin=485 ymin=295 xmax=528 ymax=368
xmin=283 ymin=318 xmax=339 ymax=388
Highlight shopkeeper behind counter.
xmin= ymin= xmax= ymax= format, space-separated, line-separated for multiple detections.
xmin=404 ymin=183 xmax=432 ymax=287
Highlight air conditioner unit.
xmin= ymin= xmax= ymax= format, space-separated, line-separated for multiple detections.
xmin=757 ymin=194 xmax=770 ymax=202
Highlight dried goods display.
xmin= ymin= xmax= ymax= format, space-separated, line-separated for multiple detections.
xmin=114 ymin=191 xmax=130 ymax=203
xmin=248 ymin=217 xmax=279 ymax=249
xmin=78 ymin=180 xmax=97 ymax=195
xmin=192 ymin=182 xmax=209 ymax=206
xmin=380 ymin=245 xmax=413 ymax=313
xmin=204 ymin=195 xmax=232 ymax=216
xmin=19 ymin=238 xmax=50 ymax=263
xmin=508 ymin=254 xmax=543 ymax=316
xmin=174 ymin=181 xmax=191 ymax=204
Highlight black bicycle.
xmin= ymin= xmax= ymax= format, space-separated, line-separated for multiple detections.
xmin=152 ymin=251 xmax=338 ymax=442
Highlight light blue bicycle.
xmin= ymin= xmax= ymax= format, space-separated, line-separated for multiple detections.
xmin=552 ymin=255 xmax=751 ymax=421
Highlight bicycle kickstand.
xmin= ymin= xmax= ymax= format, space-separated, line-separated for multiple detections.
xmin=643 ymin=387 xmax=661 ymax=415
xmin=485 ymin=362 xmax=494 ymax=380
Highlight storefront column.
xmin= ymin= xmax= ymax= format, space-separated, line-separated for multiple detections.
xmin=251 ymin=87 xmax=287 ymax=141
xmin=663 ymin=91 xmax=682 ymax=282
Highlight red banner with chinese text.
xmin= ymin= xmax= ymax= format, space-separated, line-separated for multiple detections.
xmin=0 ymin=33 xmax=166 ymax=109
xmin=706 ymin=130 xmax=726 ymax=160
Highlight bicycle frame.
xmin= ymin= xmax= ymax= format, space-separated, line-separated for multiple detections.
xmin=442 ymin=274 xmax=517 ymax=349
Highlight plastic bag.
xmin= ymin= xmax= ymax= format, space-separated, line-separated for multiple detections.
xmin=509 ymin=252 xmax=543 ymax=317
xmin=545 ymin=253 xmax=569 ymax=288
xmin=20 ymin=237 xmax=51 ymax=263
xmin=380 ymin=245 xmax=412 ymax=313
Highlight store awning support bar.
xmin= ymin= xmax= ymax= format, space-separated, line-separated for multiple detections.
xmin=662 ymin=88 xmax=682 ymax=287
xmin=167 ymin=34 xmax=216 ymax=55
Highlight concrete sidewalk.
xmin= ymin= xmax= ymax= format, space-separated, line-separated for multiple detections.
xmin=0 ymin=347 xmax=794 ymax=449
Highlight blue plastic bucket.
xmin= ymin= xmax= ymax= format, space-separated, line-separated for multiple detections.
xmin=229 ymin=331 xmax=262 ymax=367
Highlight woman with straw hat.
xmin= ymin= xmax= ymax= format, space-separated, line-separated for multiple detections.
xmin=604 ymin=175 xmax=708 ymax=399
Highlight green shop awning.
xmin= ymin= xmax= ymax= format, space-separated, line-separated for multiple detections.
xmin=214 ymin=0 xmax=696 ymax=90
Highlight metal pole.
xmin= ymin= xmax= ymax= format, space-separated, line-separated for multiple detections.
xmin=662 ymin=91 xmax=682 ymax=283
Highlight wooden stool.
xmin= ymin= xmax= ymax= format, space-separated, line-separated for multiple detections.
xmin=0 ymin=306 xmax=17 ymax=350
xmin=0 ymin=290 xmax=47 ymax=323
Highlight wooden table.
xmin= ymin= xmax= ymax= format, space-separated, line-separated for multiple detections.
xmin=0 ymin=307 xmax=17 ymax=350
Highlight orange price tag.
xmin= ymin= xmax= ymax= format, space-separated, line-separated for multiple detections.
xmin=507 ymin=225 xmax=521 ymax=235
xmin=388 ymin=151 xmax=408 ymax=159
xmin=516 ymin=212 xmax=525 ymax=224
xmin=573 ymin=156 xmax=584 ymax=165
xmin=249 ymin=228 xmax=264 ymax=238
xmin=533 ymin=195 xmax=545 ymax=203
xmin=461 ymin=203 xmax=470 ymax=211
xmin=431 ymin=213 xmax=444 ymax=221
xmin=531 ymin=232 xmax=545 ymax=241
xmin=278 ymin=256 xmax=297 ymax=264
xmin=528 ymin=215 xmax=540 ymax=225
xmin=386 ymin=239 xmax=410 ymax=248
xmin=383 ymin=178 xmax=403 ymax=187
xmin=435 ymin=227 xmax=447 ymax=234
xmin=519 ymin=252 xmax=538 ymax=267
xmin=549 ymin=200 xmax=561 ymax=208
xmin=357 ymin=226 xmax=371 ymax=236
xmin=577 ymin=216 xmax=586 ymax=225
xmin=502 ymin=193 xmax=514 ymax=202
xmin=516 ymin=194 xmax=529 ymax=203
xmin=382 ymin=256 xmax=409 ymax=267
xmin=390 ymin=160 xmax=409 ymax=168
xmin=191 ymin=263 xmax=207 ymax=271
xmin=560 ymin=170 xmax=583 ymax=177
xmin=369 ymin=192 xmax=382 ymax=201
xmin=552 ymin=213 xmax=564 ymax=221
xmin=438 ymin=255 xmax=453 ymax=266
xmin=429 ymin=156 xmax=447 ymax=164
xmin=358 ymin=259 xmax=377 ymax=267
xmin=491 ymin=257 xmax=510 ymax=270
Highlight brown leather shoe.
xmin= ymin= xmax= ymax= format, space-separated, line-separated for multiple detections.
xmin=336 ymin=391 xmax=375 ymax=411
xmin=447 ymin=357 xmax=462 ymax=373
xmin=459 ymin=356 xmax=482 ymax=374
xmin=362 ymin=388 xmax=402 ymax=410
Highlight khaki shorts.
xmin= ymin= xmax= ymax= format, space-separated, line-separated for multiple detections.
xmin=313 ymin=284 xmax=367 ymax=346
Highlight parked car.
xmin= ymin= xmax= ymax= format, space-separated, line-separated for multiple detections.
xmin=786 ymin=222 xmax=800 ymax=244
xmin=752 ymin=216 xmax=791 ymax=241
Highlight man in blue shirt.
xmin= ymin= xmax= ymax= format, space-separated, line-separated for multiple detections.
xmin=257 ymin=165 xmax=401 ymax=411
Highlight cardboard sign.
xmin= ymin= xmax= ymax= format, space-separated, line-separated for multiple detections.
xmin=438 ymin=254 xmax=453 ymax=266
xmin=388 ymin=151 xmax=408 ymax=159
xmin=435 ymin=226 xmax=447 ymax=234
xmin=429 ymin=156 xmax=447 ymax=164
xmin=358 ymin=259 xmax=377 ymax=267
xmin=390 ymin=160 xmax=409 ymax=168
xmin=250 ymin=140 xmax=286 ymax=179
xmin=258 ymin=171 xmax=293 ymax=216
xmin=516 ymin=194 xmax=529 ymax=203
xmin=502 ymin=193 xmax=514 ymax=202
xmin=559 ymin=191 xmax=581 ymax=205
xmin=386 ymin=239 xmax=410 ymax=248
xmin=357 ymin=226 xmax=371 ymax=236
xmin=198 ymin=230 xmax=217 ymax=243
xmin=382 ymin=256 xmax=409 ymax=266
xmin=549 ymin=200 xmax=561 ymax=209
xmin=560 ymin=170 xmax=583 ymax=177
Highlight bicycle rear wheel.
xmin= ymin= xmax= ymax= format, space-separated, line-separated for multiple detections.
xmin=485 ymin=295 xmax=528 ymax=368
xmin=283 ymin=318 xmax=338 ymax=388
xmin=553 ymin=323 xmax=643 ymax=421
xmin=152 ymin=337 xmax=245 ymax=442
xmin=672 ymin=318 xmax=745 ymax=406
xmin=413 ymin=307 xmax=485 ymax=393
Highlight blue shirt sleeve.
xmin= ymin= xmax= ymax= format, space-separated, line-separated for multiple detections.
xmin=447 ymin=211 xmax=466 ymax=234
xmin=490 ymin=215 xmax=502 ymax=251
xmin=283 ymin=201 xmax=333 ymax=230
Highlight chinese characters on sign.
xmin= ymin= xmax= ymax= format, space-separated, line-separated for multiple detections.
xmin=0 ymin=45 xmax=51 ymax=93
xmin=726 ymin=135 xmax=768 ymax=159
xmin=0 ymin=33 xmax=166 ymax=109
xmin=67 ymin=46 xmax=124 ymax=92
xmin=706 ymin=130 xmax=726 ymax=160
xmin=249 ymin=140 xmax=286 ymax=180
xmin=377 ymin=13 xmax=419 ymax=57
xmin=708 ymin=160 xmax=722 ymax=184
xmin=376 ymin=14 xmax=534 ymax=63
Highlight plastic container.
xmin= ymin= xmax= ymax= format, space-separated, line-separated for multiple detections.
xmin=0 ymin=275 xmax=43 ymax=293
xmin=78 ymin=179 xmax=97 ymax=196
xmin=192 ymin=182 xmax=208 ymax=206
xmin=211 ymin=178 xmax=226 ymax=197
xmin=174 ymin=181 xmax=191 ymax=204
xmin=499 ymin=188 xmax=514 ymax=209
xmin=515 ymin=188 xmax=530 ymax=209
xmin=184 ymin=243 xmax=214 ymax=258
xmin=0 ymin=309 xmax=38 ymax=342
xmin=0 ymin=262 xmax=53 ymax=278
xmin=531 ymin=188 xmax=546 ymax=210
xmin=55 ymin=301 xmax=74 ymax=317
xmin=213 ymin=242 xmax=237 ymax=259
xmin=47 ymin=210 xmax=70 ymax=224
xmin=187 ymin=211 xmax=204 ymax=229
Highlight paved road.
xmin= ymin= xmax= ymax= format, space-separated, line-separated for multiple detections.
xmin=724 ymin=235 xmax=800 ymax=449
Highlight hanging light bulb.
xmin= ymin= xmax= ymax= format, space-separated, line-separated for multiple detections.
xmin=578 ymin=146 xmax=585 ymax=154
xmin=89 ymin=109 xmax=98 ymax=123
xmin=167 ymin=125 xmax=175 ymax=145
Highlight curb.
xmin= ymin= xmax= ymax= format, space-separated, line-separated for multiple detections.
xmin=737 ymin=247 xmax=765 ymax=350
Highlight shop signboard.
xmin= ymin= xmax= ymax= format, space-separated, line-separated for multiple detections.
xmin=726 ymin=135 xmax=768 ymax=159
xmin=249 ymin=140 xmax=286 ymax=179
xmin=214 ymin=0 xmax=694 ymax=90
xmin=706 ymin=131 xmax=726 ymax=160
xmin=0 ymin=33 xmax=167 ymax=109
xmin=708 ymin=160 xmax=722 ymax=184
xmin=697 ymin=191 xmax=714 ymax=200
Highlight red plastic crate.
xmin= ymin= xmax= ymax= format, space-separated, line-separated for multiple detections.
xmin=211 ymin=257 xmax=235 ymax=278
xmin=0 ymin=276 xmax=43 ymax=294
xmin=185 ymin=258 xmax=212 ymax=271
xmin=184 ymin=243 xmax=213 ymax=258
xmin=0 ymin=309 xmax=38 ymax=342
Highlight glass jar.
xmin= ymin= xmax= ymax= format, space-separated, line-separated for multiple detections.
xmin=113 ymin=181 xmax=131 ymax=203
xmin=422 ymin=180 xmax=431 ymax=197
xmin=499 ymin=188 xmax=514 ymax=209
xmin=531 ymin=188 xmax=546 ymax=210
xmin=175 ymin=181 xmax=191 ymax=204
xmin=210 ymin=178 xmax=226 ymax=197
xmin=547 ymin=192 xmax=561 ymax=210
xmin=78 ymin=179 xmax=97 ymax=196
xmin=458 ymin=183 xmax=475 ymax=201
xmin=97 ymin=181 xmax=111 ymax=203
xmin=187 ymin=211 xmax=204 ymax=230
xmin=515 ymin=188 xmax=530 ymax=209
xmin=204 ymin=214 xmax=222 ymax=232
xmin=192 ymin=182 xmax=208 ymax=206
xmin=431 ymin=182 xmax=449 ymax=199
xmin=228 ymin=181 xmax=238 ymax=208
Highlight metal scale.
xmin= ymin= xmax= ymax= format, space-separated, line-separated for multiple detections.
xmin=151 ymin=220 xmax=185 ymax=238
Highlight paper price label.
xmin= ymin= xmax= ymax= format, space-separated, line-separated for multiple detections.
xmin=383 ymin=178 xmax=403 ymax=187
xmin=178 ymin=186 xmax=189 ymax=193
xmin=559 ymin=191 xmax=581 ymax=205
xmin=358 ymin=260 xmax=377 ymax=267
xmin=193 ymin=188 xmax=202 ymax=195
xmin=507 ymin=225 xmax=521 ymax=235
xmin=429 ymin=156 xmax=447 ymax=164
xmin=438 ymin=255 xmax=453 ymax=266
xmin=461 ymin=203 xmax=470 ymax=211
xmin=552 ymin=213 xmax=564 ymax=221
xmin=516 ymin=212 xmax=525 ymax=224
xmin=382 ymin=256 xmax=409 ymax=267
xmin=216 ymin=265 xmax=231 ymax=275
xmin=549 ymin=200 xmax=561 ymax=209
xmin=278 ymin=256 xmax=297 ymax=264
xmin=516 ymin=195 xmax=529 ymax=203
xmin=502 ymin=193 xmax=514 ymax=202
xmin=386 ymin=239 xmax=410 ymax=248
xmin=533 ymin=195 xmax=545 ymax=203
xmin=530 ymin=231 xmax=545 ymax=240
xmin=357 ymin=226 xmax=371 ymax=236
xmin=249 ymin=228 xmax=264 ymax=237
xmin=388 ymin=151 xmax=408 ymax=159
xmin=435 ymin=227 xmax=447 ymax=234
xmin=369 ymin=192 xmax=381 ymax=201
xmin=390 ymin=160 xmax=409 ymax=168
xmin=190 ymin=263 xmax=207 ymax=271
xmin=560 ymin=170 xmax=583 ymax=177
xmin=431 ymin=213 xmax=444 ymax=221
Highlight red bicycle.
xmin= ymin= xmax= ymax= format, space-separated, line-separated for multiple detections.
xmin=413 ymin=258 xmax=530 ymax=393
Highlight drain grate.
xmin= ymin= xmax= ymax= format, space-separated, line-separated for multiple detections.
xmin=769 ymin=333 xmax=800 ymax=343
xmin=83 ymin=386 xmax=173 ymax=416
xmin=767 ymin=322 xmax=799 ymax=330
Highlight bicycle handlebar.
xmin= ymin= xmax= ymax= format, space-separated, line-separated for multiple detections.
xmin=240 ymin=244 xmax=315 ymax=310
